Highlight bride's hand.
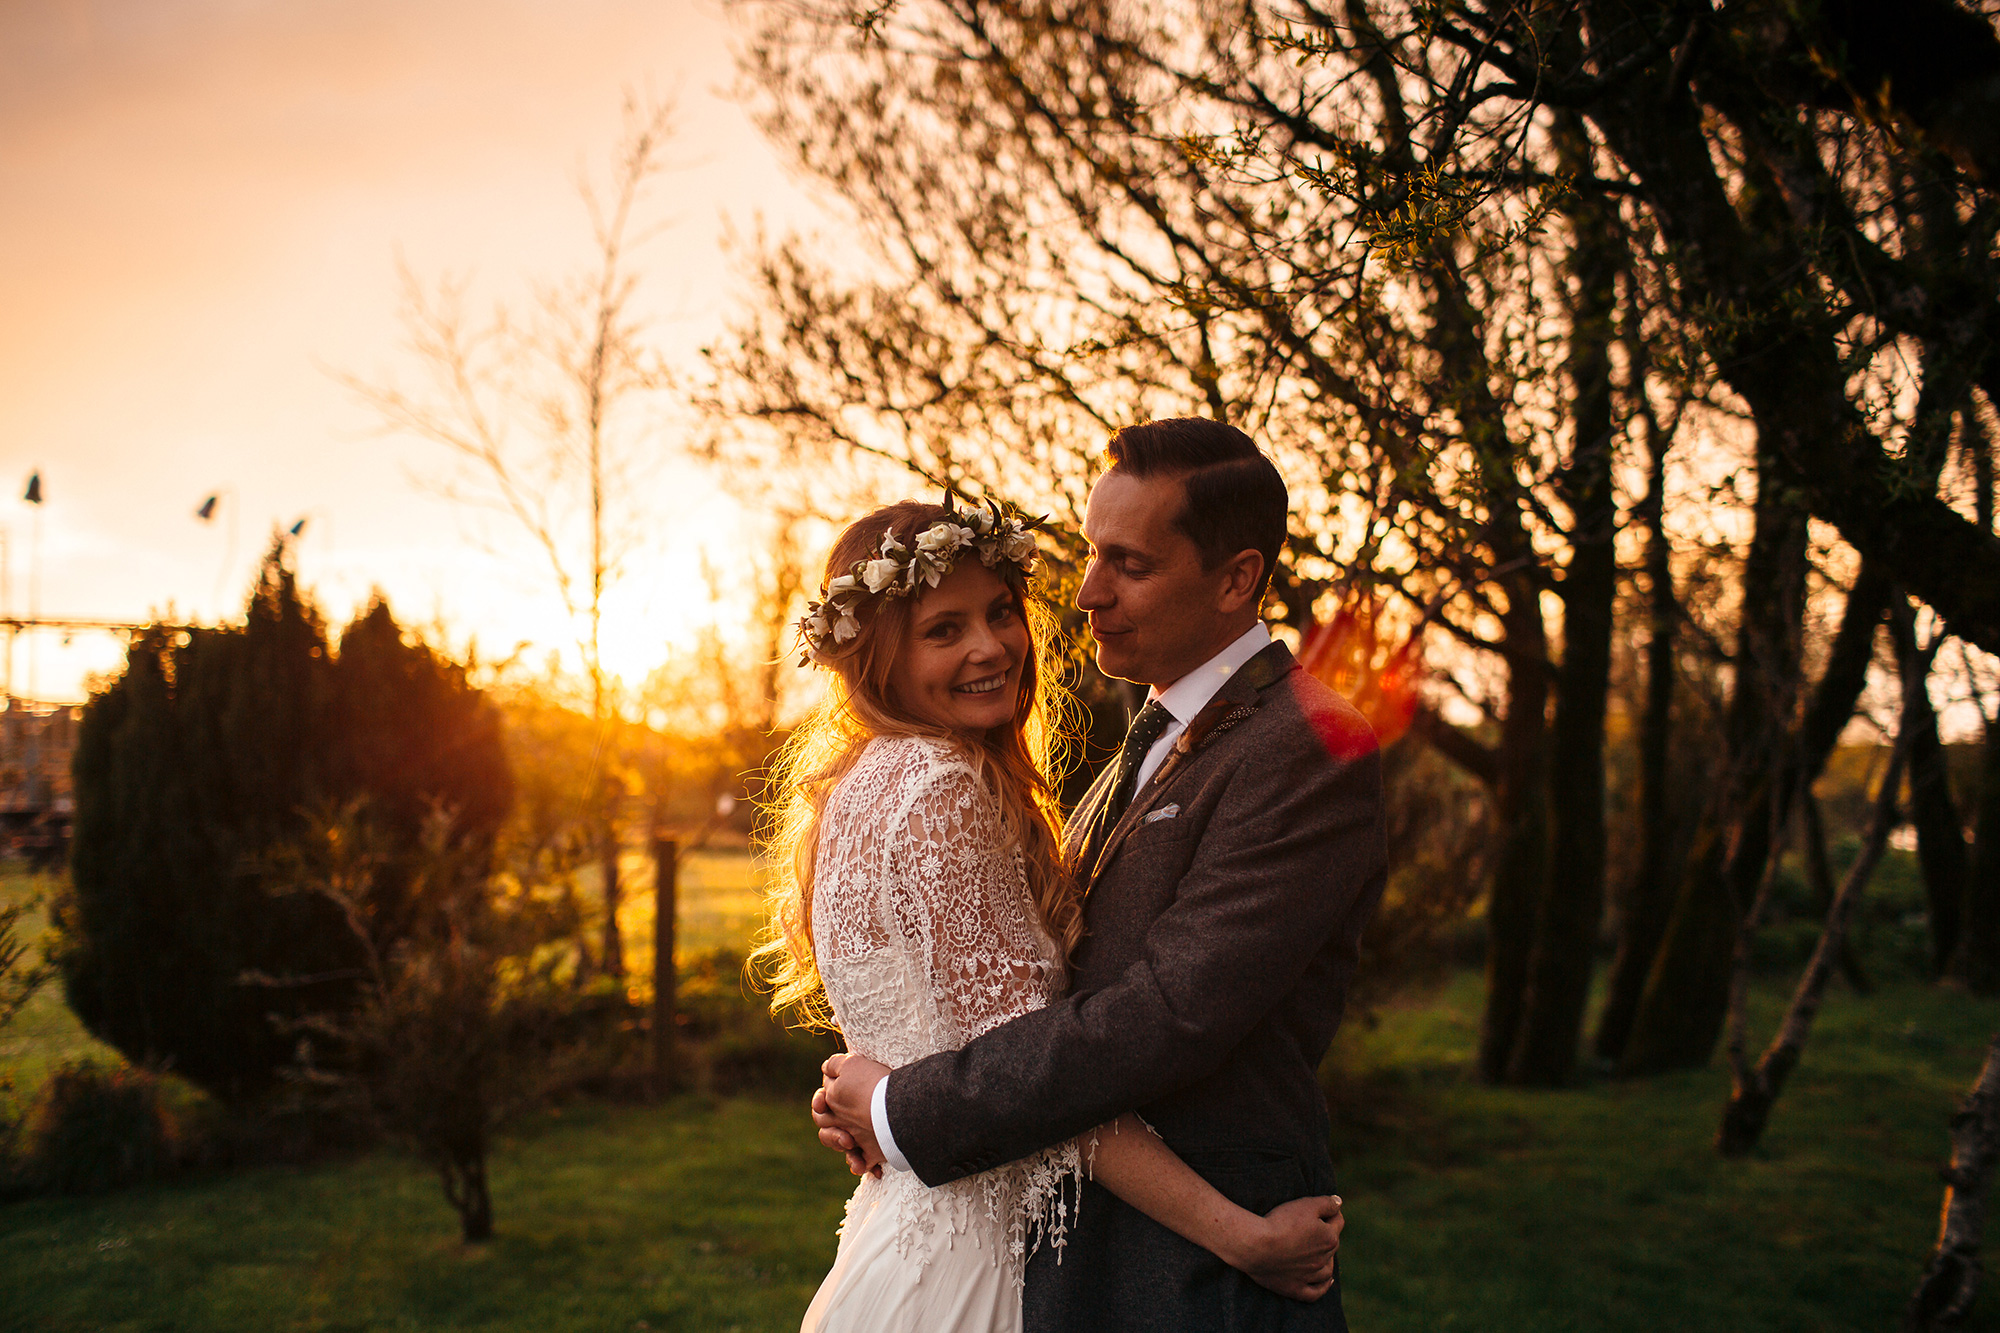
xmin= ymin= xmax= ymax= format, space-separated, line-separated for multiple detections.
xmin=817 ymin=1052 xmax=891 ymax=1175
xmin=1229 ymin=1194 xmax=1342 ymax=1301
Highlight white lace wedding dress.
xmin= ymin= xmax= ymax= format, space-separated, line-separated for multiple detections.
xmin=801 ymin=734 xmax=1083 ymax=1333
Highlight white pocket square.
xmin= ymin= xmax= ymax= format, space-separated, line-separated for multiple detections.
xmin=1143 ymin=803 xmax=1180 ymax=823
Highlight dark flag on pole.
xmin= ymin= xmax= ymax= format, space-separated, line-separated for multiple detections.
xmin=23 ymin=472 xmax=41 ymax=505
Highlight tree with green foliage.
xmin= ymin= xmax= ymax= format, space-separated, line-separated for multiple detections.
xmin=59 ymin=541 xmax=512 ymax=1105
xmin=0 ymin=897 xmax=50 ymax=1038
xmin=713 ymin=0 xmax=2000 ymax=1089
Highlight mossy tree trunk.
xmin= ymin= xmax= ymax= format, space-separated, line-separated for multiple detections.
xmin=1507 ymin=113 xmax=1620 ymax=1086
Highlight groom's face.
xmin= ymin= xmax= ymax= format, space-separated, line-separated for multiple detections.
xmin=1077 ymin=469 xmax=1241 ymax=689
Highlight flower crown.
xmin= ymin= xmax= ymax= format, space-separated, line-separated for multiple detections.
xmin=796 ymin=497 xmax=1046 ymax=665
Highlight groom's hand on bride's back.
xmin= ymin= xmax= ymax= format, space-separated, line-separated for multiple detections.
xmin=812 ymin=1052 xmax=890 ymax=1176
xmin=1239 ymin=1194 xmax=1344 ymax=1303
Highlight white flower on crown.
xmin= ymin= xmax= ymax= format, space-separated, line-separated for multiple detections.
xmin=861 ymin=557 xmax=902 ymax=593
xmin=999 ymin=528 xmax=1040 ymax=568
xmin=794 ymin=498 xmax=1046 ymax=665
xmin=915 ymin=522 xmax=974 ymax=556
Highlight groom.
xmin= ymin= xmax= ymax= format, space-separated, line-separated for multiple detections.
xmin=817 ymin=418 xmax=1388 ymax=1330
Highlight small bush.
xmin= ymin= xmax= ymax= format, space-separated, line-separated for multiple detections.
xmin=677 ymin=948 xmax=838 ymax=1096
xmin=23 ymin=1059 xmax=171 ymax=1194
xmin=1347 ymin=741 xmax=1491 ymax=1021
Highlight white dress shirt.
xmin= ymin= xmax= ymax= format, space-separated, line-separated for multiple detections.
xmin=869 ymin=621 xmax=1274 ymax=1174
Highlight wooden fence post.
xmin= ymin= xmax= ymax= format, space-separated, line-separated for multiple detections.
xmin=652 ymin=833 xmax=678 ymax=1097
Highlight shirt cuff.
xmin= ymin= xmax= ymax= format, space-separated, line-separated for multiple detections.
xmin=871 ymin=1072 xmax=912 ymax=1173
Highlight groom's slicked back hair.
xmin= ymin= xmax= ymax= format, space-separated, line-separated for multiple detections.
xmin=1105 ymin=417 xmax=1288 ymax=596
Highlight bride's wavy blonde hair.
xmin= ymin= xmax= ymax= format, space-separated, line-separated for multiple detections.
xmin=749 ymin=500 xmax=1085 ymax=1030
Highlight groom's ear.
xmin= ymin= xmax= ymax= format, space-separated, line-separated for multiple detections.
xmin=1214 ymin=548 xmax=1266 ymax=613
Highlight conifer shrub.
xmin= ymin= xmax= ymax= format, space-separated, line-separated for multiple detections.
xmin=59 ymin=542 xmax=513 ymax=1106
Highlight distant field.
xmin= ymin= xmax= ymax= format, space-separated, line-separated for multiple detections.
xmin=0 ymin=870 xmax=117 ymax=1094
xmin=615 ymin=846 xmax=770 ymax=972
xmin=0 ymin=851 xmax=772 ymax=1097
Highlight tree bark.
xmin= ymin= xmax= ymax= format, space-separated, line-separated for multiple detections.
xmin=1508 ymin=118 xmax=1619 ymax=1086
xmin=1578 ymin=2 xmax=2000 ymax=657
xmin=443 ymin=1147 xmax=495 ymax=1243
xmin=1904 ymin=1031 xmax=2000 ymax=1332
xmin=1411 ymin=250 xmax=1555 ymax=1088
xmin=599 ymin=816 xmax=625 ymax=980
xmin=1804 ymin=0 xmax=2000 ymax=187
xmin=651 ymin=832 xmax=679 ymax=1096
xmin=1477 ymin=583 xmax=1551 ymax=1084
xmin=1593 ymin=408 xmax=1677 ymax=1063
xmin=1803 ymin=790 xmax=1873 ymax=995
xmin=1800 ymin=560 xmax=1893 ymax=779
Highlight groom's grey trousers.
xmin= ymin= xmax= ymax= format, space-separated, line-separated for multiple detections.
xmin=885 ymin=642 xmax=1387 ymax=1331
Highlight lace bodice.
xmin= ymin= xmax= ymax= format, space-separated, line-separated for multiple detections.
xmin=816 ymin=735 xmax=1067 ymax=1064
xmin=813 ymin=734 xmax=1081 ymax=1277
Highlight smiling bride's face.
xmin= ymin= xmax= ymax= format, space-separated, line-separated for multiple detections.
xmin=886 ymin=560 xmax=1030 ymax=735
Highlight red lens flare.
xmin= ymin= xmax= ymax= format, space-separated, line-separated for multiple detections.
xmin=1296 ymin=596 xmax=1421 ymax=751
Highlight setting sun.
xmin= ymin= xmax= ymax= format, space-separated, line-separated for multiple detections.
xmin=0 ymin=0 xmax=820 ymax=705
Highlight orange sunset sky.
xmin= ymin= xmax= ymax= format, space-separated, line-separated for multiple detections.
xmin=1 ymin=0 xmax=826 ymax=704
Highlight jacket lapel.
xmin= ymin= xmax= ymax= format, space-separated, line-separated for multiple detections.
xmin=1084 ymin=641 xmax=1298 ymax=886
xmin=1065 ymin=753 xmax=1123 ymax=867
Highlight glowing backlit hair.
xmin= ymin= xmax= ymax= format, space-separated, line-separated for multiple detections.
xmin=750 ymin=500 xmax=1083 ymax=1029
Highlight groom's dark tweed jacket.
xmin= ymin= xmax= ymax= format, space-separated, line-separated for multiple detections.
xmin=885 ymin=640 xmax=1387 ymax=1332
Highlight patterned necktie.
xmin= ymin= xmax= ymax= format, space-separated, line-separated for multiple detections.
xmin=1106 ymin=699 xmax=1174 ymax=825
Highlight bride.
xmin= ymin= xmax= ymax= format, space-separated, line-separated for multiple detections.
xmin=754 ymin=499 xmax=1342 ymax=1332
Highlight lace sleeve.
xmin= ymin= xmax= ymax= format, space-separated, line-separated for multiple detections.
xmin=888 ymin=754 xmax=1065 ymax=1047
xmin=889 ymin=751 xmax=1083 ymax=1270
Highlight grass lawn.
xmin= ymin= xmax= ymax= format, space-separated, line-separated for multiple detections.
xmin=0 ymin=1096 xmax=855 ymax=1333
xmin=1328 ymin=973 xmax=2000 ymax=1332
xmin=9 ymin=860 xmax=2000 ymax=1329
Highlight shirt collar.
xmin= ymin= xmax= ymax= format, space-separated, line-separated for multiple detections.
xmin=1150 ymin=622 xmax=1274 ymax=726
